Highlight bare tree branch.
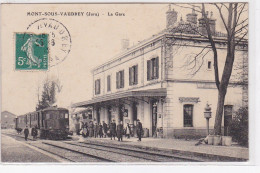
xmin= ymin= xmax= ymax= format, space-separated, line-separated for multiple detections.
xmin=235 ymin=31 xmax=248 ymax=46
xmin=220 ymin=3 xmax=229 ymax=10
xmin=189 ymin=50 xmax=210 ymax=76
xmin=172 ymin=4 xmax=202 ymax=13
xmin=235 ymin=23 xmax=249 ymax=34
xmin=215 ymin=3 xmax=229 ymax=33
xmin=235 ymin=3 xmax=246 ymax=27
xmin=184 ymin=45 xmax=211 ymax=68
xmin=202 ymin=3 xmax=220 ymax=89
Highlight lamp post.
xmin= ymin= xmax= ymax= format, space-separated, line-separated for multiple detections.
xmin=204 ymin=102 xmax=212 ymax=135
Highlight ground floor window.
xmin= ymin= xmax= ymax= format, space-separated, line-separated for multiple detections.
xmin=183 ymin=104 xmax=193 ymax=127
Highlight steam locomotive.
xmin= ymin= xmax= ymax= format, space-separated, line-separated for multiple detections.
xmin=15 ymin=107 xmax=70 ymax=140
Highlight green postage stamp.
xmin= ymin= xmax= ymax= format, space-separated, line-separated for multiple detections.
xmin=15 ymin=33 xmax=49 ymax=70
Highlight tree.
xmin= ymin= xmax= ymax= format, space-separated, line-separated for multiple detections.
xmin=173 ymin=3 xmax=248 ymax=135
xmin=36 ymin=77 xmax=62 ymax=110
xmin=230 ymin=106 xmax=248 ymax=146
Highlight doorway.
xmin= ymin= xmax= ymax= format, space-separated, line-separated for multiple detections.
xmin=224 ymin=105 xmax=233 ymax=136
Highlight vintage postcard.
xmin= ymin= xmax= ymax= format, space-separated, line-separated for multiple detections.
xmin=1 ymin=2 xmax=250 ymax=164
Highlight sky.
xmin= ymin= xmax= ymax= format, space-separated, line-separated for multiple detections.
xmin=1 ymin=3 xmax=247 ymax=115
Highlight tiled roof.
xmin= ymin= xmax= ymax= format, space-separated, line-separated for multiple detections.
xmin=169 ymin=20 xmax=227 ymax=37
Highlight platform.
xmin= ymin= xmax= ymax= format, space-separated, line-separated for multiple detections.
xmin=75 ymin=135 xmax=249 ymax=161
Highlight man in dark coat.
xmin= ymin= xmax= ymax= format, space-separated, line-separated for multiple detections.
xmin=136 ymin=119 xmax=143 ymax=141
xmin=98 ymin=123 xmax=103 ymax=138
xmin=31 ymin=125 xmax=38 ymax=140
xmin=110 ymin=119 xmax=116 ymax=140
xmin=24 ymin=126 xmax=29 ymax=141
xmin=125 ymin=123 xmax=131 ymax=139
xmin=88 ymin=121 xmax=94 ymax=137
xmin=102 ymin=121 xmax=108 ymax=138
xmin=94 ymin=122 xmax=98 ymax=138
xmin=117 ymin=121 xmax=124 ymax=141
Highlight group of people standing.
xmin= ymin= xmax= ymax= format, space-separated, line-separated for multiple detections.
xmin=80 ymin=119 xmax=143 ymax=142
xmin=81 ymin=121 xmax=108 ymax=138
xmin=23 ymin=125 xmax=38 ymax=141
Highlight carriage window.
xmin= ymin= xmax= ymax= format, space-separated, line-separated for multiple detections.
xmin=60 ymin=112 xmax=65 ymax=118
xmin=65 ymin=113 xmax=69 ymax=119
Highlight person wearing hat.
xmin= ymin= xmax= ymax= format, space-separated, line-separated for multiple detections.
xmin=117 ymin=121 xmax=124 ymax=142
xmin=88 ymin=121 xmax=94 ymax=137
xmin=24 ymin=125 xmax=29 ymax=141
xmin=125 ymin=123 xmax=131 ymax=139
xmin=31 ymin=125 xmax=38 ymax=140
xmin=94 ymin=122 xmax=98 ymax=138
xmin=136 ymin=119 xmax=143 ymax=141
xmin=110 ymin=119 xmax=116 ymax=140
xmin=102 ymin=121 xmax=108 ymax=138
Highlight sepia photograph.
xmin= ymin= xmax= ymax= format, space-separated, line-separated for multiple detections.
xmin=0 ymin=1 xmax=251 ymax=164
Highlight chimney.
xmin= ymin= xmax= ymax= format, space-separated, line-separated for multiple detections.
xmin=198 ymin=11 xmax=216 ymax=35
xmin=166 ymin=4 xmax=178 ymax=29
xmin=121 ymin=39 xmax=130 ymax=51
xmin=186 ymin=8 xmax=198 ymax=24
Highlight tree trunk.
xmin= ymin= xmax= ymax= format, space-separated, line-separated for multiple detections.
xmin=214 ymin=88 xmax=227 ymax=135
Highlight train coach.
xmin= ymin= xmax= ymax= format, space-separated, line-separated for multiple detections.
xmin=15 ymin=107 xmax=70 ymax=140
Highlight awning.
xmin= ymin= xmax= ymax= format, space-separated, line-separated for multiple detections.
xmin=72 ymin=88 xmax=167 ymax=108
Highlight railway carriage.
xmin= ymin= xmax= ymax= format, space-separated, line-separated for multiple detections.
xmin=15 ymin=107 xmax=70 ymax=140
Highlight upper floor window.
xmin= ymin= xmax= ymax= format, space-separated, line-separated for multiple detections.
xmin=116 ymin=70 xmax=124 ymax=89
xmin=107 ymin=75 xmax=111 ymax=92
xmin=147 ymin=57 xmax=159 ymax=80
xmin=207 ymin=60 xmax=212 ymax=70
xmin=183 ymin=104 xmax=193 ymax=127
xmin=95 ymin=79 xmax=101 ymax=95
xmin=129 ymin=65 xmax=138 ymax=86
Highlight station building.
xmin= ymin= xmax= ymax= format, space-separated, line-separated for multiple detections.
xmin=73 ymin=7 xmax=248 ymax=139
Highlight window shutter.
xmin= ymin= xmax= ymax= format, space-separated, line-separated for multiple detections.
xmin=121 ymin=70 xmax=124 ymax=88
xmin=131 ymin=67 xmax=134 ymax=85
xmin=97 ymin=80 xmax=100 ymax=94
xmin=116 ymin=72 xmax=119 ymax=89
xmin=147 ymin=60 xmax=151 ymax=80
xmin=118 ymin=71 xmax=121 ymax=88
xmin=135 ymin=65 xmax=138 ymax=84
xmin=95 ymin=80 xmax=97 ymax=94
xmin=129 ymin=67 xmax=132 ymax=86
xmin=155 ymin=57 xmax=159 ymax=78
xmin=107 ymin=76 xmax=109 ymax=91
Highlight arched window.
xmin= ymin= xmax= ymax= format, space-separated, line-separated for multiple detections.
xmin=183 ymin=104 xmax=193 ymax=127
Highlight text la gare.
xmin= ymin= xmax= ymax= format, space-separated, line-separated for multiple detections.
xmin=108 ymin=12 xmax=125 ymax=16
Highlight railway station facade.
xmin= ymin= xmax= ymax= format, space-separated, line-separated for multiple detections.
xmin=73 ymin=8 xmax=248 ymax=138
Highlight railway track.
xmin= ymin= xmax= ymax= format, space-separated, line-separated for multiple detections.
xmin=2 ymin=133 xmax=114 ymax=162
xmin=41 ymin=141 xmax=155 ymax=162
xmin=65 ymin=141 xmax=204 ymax=162
xmin=3 ymin=132 xmax=206 ymax=162
xmin=4 ymin=133 xmax=157 ymax=162
xmin=30 ymin=142 xmax=113 ymax=162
